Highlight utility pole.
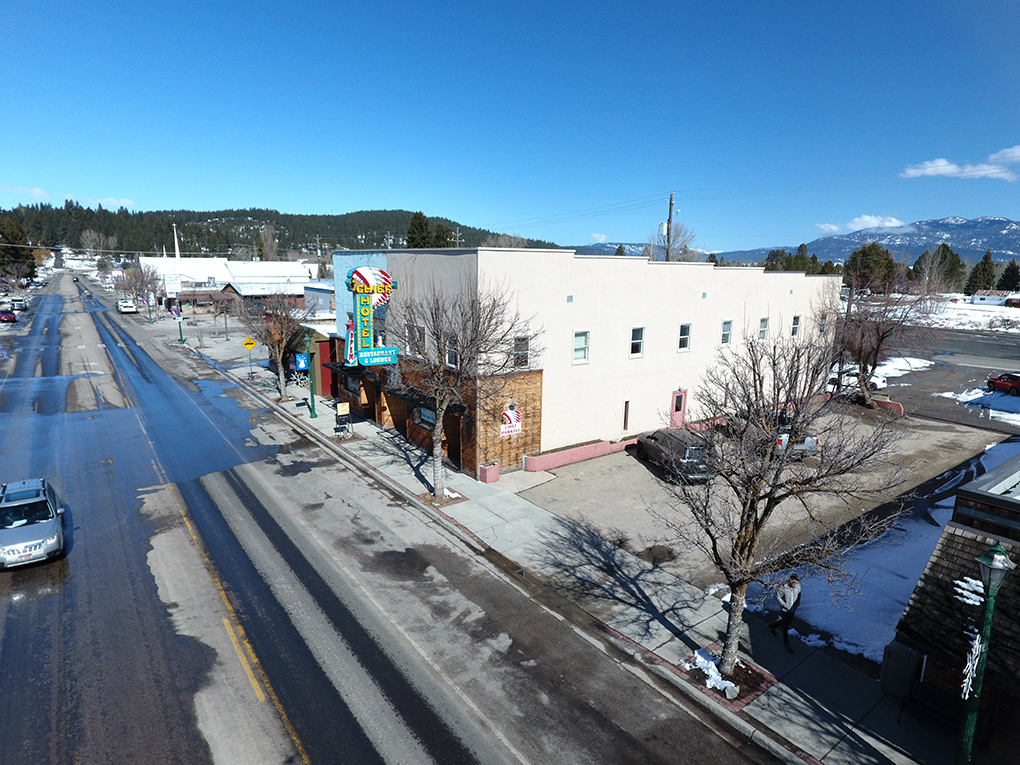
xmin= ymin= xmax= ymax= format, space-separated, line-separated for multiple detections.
xmin=666 ymin=192 xmax=674 ymax=259
xmin=455 ymin=228 xmax=463 ymax=247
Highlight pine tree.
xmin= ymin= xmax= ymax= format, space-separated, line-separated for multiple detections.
xmin=964 ymin=250 xmax=997 ymax=295
xmin=431 ymin=222 xmax=454 ymax=248
xmin=615 ymin=245 xmax=626 ymax=257
xmin=406 ymin=212 xmax=431 ymax=248
xmin=0 ymin=217 xmax=29 ymax=273
xmin=996 ymin=259 xmax=1020 ymax=291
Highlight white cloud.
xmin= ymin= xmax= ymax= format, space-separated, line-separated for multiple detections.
xmin=989 ymin=144 xmax=1020 ymax=164
xmin=591 ymin=233 xmax=607 ymax=243
xmin=846 ymin=215 xmax=905 ymax=231
xmin=82 ymin=197 xmax=137 ymax=208
xmin=815 ymin=223 xmax=841 ymax=234
xmin=901 ymin=146 xmax=1019 ymax=182
xmin=1 ymin=184 xmax=48 ymax=200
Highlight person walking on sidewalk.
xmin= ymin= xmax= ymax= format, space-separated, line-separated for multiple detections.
xmin=769 ymin=574 xmax=801 ymax=652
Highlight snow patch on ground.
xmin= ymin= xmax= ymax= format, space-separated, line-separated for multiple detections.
xmin=682 ymin=649 xmax=737 ymax=696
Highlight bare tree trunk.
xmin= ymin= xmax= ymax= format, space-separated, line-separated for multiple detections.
xmin=719 ymin=583 xmax=748 ymax=675
xmin=275 ymin=348 xmax=288 ymax=399
xmin=431 ymin=402 xmax=449 ymax=498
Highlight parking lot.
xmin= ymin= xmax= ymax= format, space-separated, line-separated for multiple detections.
xmin=504 ymin=397 xmax=1007 ymax=589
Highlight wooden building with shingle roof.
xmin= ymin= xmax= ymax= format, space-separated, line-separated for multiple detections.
xmin=895 ymin=454 xmax=1020 ymax=737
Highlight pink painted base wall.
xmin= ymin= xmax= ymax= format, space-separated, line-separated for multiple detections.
xmin=875 ymin=399 xmax=905 ymax=416
xmin=524 ymin=438 xmax=638 ymax=472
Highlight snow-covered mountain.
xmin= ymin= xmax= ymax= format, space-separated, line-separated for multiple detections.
xmin=713 ymin=217 xmax=1020 ymax=264
xmin=574 ymin=217 xmax=1020 ymax=264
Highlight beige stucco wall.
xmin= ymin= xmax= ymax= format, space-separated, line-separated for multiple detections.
xmin=341 ymin=248 xmax=841 ymax=455
xmin=475 ymin=249 xmax=841 ymax=452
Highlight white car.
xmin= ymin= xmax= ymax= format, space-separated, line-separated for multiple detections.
xmin=116 ymin=298 xmax=138 ymax=314
xmin=827 ymin=370 xmax=887 ymax=393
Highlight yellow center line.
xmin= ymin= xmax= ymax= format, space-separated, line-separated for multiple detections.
xmin=132 ymin=404 xmax=312 ymax=764
xmin=223 ymin=617 xmax=265 ymax=702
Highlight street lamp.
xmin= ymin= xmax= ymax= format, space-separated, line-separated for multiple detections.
xmin=955 ymin=540 xmax=1015 ymax=765
xmin=305 ymin=332 xmax=318 ymax=419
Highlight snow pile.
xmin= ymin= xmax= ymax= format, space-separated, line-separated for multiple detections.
xmin=682 ymin=648 xmax=737 ymax=697
xmin=875 ymin=357 xmax=933 ymax=379
xmin=953 ymin=577 xmax=985 ymax=607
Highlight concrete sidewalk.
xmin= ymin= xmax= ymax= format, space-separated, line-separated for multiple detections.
xmin=137 ymin=317 xmax=982 ymax=765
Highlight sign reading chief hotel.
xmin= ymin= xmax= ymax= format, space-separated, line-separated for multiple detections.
xmin=345 ymin=267 xmax=399 ymax=367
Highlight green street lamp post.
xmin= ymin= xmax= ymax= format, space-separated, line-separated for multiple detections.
xmin=177 ymin=298 xmax=185 ymax=344
xmin=305 ymin=333 xmax=317 ymax=419
xmin=954 ymin=540 xmax=1015 ymax=765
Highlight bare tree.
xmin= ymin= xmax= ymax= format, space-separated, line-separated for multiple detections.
xmin=229 ymin=244 xmax=254 ymax=261
xmin=80 ymin=229 xmax=117 ymax=260
xmin=840 ymin=243 xmax=939 ymax=406
xmin=651 ymin=334 xmax=903 ymax=676
xmin=480 ymin=233 xmax=528 ymax=248
xmin=664 ymin=222 xmax=697 ymax=262
xmin=389 ymin=280 xmax=543 ymax=500
xmin=210 ymin=292 xmax=237 ymax=340
xmin=116 ymin=263 xmax=162 ymax=301
xmin=644 ymin=222 xmax=697 ymax=262
xmin=259 ymin=225 xmax=279 ymax=262
xmin=80 ymin=229 xmax=104 ymax=258
xmin=238 ymin=295 xmax=312 ymax=399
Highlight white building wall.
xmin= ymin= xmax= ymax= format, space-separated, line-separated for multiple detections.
xmin=476 ymin=249 xmax=840 ymax=452
xmin=339 ymin=248 xmax=840 ymax=454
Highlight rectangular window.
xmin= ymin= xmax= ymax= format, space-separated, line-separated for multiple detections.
xmin=678 ymin=323 xmax=691 ymax=351
xmin=513 ymin=336 xmax=529 ymax=367
xmin=343 ymin=375 xmax=360 ymax=396
xmin=623 ymin=401 xmax=630 ymax=431
xmin=758 ymin=318 xmax=769 ymax=340
xmin=818 ymin=314 xmax=828 ymax=334
xmin=405 ymin=324 xmax=425 ymax=356
xmin=791 ymin=316 xmax=801 ymax=337
xmin=630 ymin=327 xmax=644 ymax=356
xmin=445 ymin=336 xmax=458 ymax=368
xmin=573 ymin=331 xmax=589 ymax=362
xmin=413 ymin=406 xmax=436 ymax=427
xmin=721 ymin=320 xmax=732 ymax=345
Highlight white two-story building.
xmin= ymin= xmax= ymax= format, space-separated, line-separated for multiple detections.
xmin=329 ymin=248 xmax=842 ymax=476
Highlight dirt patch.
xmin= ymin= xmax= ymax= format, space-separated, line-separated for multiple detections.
xmin=634 ymin=544 xmax=676 ymax=566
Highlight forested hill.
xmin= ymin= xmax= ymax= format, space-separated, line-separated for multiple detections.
xmin=0 ymin=202 xmax=560 ymax=255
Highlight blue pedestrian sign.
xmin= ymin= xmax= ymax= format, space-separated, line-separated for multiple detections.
xmin=295 ymin=353 xmax=309 ymax=371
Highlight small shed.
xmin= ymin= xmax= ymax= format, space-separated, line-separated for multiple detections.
xmin=971 ymin=290 xmax=1019 ymax=306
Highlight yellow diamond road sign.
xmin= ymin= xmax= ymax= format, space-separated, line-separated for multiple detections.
xmin=243 ymin=337 xmax=257 ymax=350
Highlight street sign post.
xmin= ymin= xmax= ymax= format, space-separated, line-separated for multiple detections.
xmin=242 ymin=337 xmax=257 ymax=378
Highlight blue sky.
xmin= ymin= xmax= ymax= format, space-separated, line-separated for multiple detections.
xmin=2 ymin=1 xmax=1018 ymax=253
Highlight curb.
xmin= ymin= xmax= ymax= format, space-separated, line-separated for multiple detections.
xmin=204 ymin=351 xmax=813 ymax=765
xmin=213 ymin=362 xmax=490 ymax=557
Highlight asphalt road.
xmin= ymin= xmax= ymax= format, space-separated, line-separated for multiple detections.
xmin=1 ymin=276 xmax=779 ymax=764
xmin=887 ymin=327 xmax=1020 ymax=434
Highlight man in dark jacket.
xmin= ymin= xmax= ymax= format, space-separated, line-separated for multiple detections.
xmin=769 ymin=574 xmax=801 ymax=652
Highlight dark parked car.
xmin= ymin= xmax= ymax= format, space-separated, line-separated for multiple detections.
xmin=0 ymin=479 xmax=67 ymax=569
xmin=988 ymin=372 xmax=1020 ymax=396
xmin=635 ymin=428 xmax=715 ymax=483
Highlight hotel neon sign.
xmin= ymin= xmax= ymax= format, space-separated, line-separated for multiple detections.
xmin=345 ymin=266 xmax=399 ymax=366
